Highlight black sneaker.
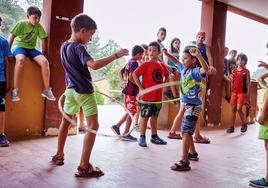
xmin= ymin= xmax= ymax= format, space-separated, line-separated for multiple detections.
xmin=0 ymin=134 xmax=10 ymax=147
xmin=226 ymin=127 xmax=235 ymax=133
xmin=188 ymin=152 xmax=199 ymax=161
xmin=170 ymin=160 xmax=191 ymax=171
xmin=241 ymin=124 xmax=248 ymax=133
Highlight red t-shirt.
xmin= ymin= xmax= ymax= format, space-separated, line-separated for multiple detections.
xmin=232 ymin=68 xmax=248 ymax=94
xmin=134 ymin=61 xmax=169 ymax=101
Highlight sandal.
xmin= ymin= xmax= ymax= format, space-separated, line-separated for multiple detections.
xmin=194 ymin=135 xmax=210 ymax=144
xmin=75 ymin=164 xmax=104 ymax=178
xmin=51 ymin=154 xmax=64 ymax=165
xmin=167 ymin=132 xmax=182 ymax=139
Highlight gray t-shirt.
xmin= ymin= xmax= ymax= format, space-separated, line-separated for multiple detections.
xmin=60 ymin=41 xmax=93 ymax=93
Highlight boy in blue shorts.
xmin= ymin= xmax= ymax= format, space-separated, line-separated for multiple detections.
xmin=51 ymin=14 xmax=128 ymax=177
xmin=165 ymin=46 xmax=209 ymax=171
xmin=0 ymin=16 xmax=13 ymax=146
xmin=8 ymin=6 xmax=55 ymax=101
xmin=133 ymin=41 xmax=169 ymax=147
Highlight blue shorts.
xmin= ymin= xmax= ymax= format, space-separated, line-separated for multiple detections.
xmin=181 ymin=104 xmax=202 ymax=135
xmin=13 ymin=47 xmax=42 ymax=60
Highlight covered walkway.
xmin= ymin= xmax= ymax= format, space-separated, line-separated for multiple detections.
xmin=0 ymin=105 xmax=264 ymax=188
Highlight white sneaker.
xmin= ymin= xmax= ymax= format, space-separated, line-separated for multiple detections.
xmin=41 ymin=88 xmax=56 ymax=101
xmin=11 ymin=88 xmax=20 ymax=102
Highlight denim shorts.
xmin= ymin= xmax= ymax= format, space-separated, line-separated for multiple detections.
xmin=13 ymin=47 xmax=42 ymax=60
xmin=63 ymin=88 xmax=97 ymax=117
xmin=181 ymin=104 xmax=202 ymax=135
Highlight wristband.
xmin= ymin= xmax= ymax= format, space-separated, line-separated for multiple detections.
xmin=115 ymin=53 xmax=119 ymax=59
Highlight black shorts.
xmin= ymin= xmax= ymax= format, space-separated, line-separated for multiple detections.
xmin=0 ymin=82 xmax=6 ymax=112
xmin=139 ymin=103 xmax=162 ymax=118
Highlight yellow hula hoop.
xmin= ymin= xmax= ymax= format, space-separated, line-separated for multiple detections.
xmin=58 ymin=91 xmax=135 ymax=138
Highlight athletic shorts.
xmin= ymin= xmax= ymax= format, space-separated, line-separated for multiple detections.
xmin=139 ymin=103 xmax=162 ymax=118
xmin=63 ymin=88 xmax=97 ymax=117
xmin=124 ymin=94 xmax=137 ymax=115
xmin=0 ymin=82 xmax=6 ymax=112
xmin=181 ymin=104 xmax=202 ymax=135
xmin=230 ymin=92 xmax=246 ymax=106
xmin=13 ymin=47 xmax=42 ymax=60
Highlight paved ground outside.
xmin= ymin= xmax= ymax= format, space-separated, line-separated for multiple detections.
xmin=0 ymin=105 xmax=265 ymax=188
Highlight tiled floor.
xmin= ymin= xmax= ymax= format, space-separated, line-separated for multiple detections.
xmin=0 ymin=105 xmax=265 ymax=188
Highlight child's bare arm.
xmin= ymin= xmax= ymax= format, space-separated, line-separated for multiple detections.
xmin=190 ymin=48 xmax=209 ymax=74
xmin=258 ymin=61 xmax=268 ymax=70
xmin=163 ymin=49 xmax=181 ymax=65
xmin=258 ymin=90 xmax=268 ymax=124
xmin=8 ymin=33 xmax=15 ymax=47
xmin=118 ymin=67 xmax=127 ymax=89
xmin=41 ymin=38 xmax=47 ymax=55
xmin=132 ymin=73 xmax=143 ymax=90
xmin=87 ymin=49 xmax=128 ymax=70
xmin=258 ymin=72 xmax=268 ymax=88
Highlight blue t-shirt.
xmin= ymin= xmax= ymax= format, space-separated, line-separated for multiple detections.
xmin=60 ymin=41 xmax=93 ymax=93
xmin=0 ymin=36 xmax=12 ymax=82
xmin=177 ymin=64 xmax=205 ymax=105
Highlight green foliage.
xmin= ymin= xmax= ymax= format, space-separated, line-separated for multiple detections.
xmin=25 ymin=0 xmax=42 ymax=7
xmin=88 ymin=33 xmax=126 ymax=103
xmin=0 ymin=0 xmax=25 ymax=37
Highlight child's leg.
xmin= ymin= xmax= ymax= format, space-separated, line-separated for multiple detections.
xmin=182 ymin=133 xmax=191 ymax=162
xmin=33 ymin=55 xmax=50 ymax=90
xmin=150 ymin=116 xmax=157 ymax=135
xmin=265 ymin=140 xmax=268 ymax=181
xmin=56 ymin=116 xmax=72 ymax=156
xmin=139 ymin=116 xmax=148 ymax=136
xmin=237 ymin=104 xmax=245 ymax=124
xmin=189 ymin=135 xmax=196 ymax=154
xmin=231 ymin=105 xmax=237 ymax=127
xmin=78 ymin=107 xmax=86 ymax=128
xmin=123 ymin=115 xmax=132 ymax=135
xmin=115 ymin=113 xmax=128 ymax=128
xmin=170 ymin=104 xmax=185 ymax=133
xmin=134 ymin=107 xmax=140 ymax=126
xmin=14 ymin=54 xmax=27 ymax=90
xmin=79 ymin=114 xmax=99 ymax=168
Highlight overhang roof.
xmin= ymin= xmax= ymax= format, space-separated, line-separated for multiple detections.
xmin=217 ymin=0 xmax=268 ymax=24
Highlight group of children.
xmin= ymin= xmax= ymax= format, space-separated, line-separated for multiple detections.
xmin=1 ymin=6 xmax=268 ymax=186
xmin=0 ymin=6 xmax=56 ymax=146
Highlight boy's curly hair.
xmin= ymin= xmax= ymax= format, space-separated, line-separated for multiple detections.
xmin=27 ymin=6 xmax=42 ymax=17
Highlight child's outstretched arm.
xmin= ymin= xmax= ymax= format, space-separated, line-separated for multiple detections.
xmin=87 ymin=49 xmax=129 ymax=70
xmin=163 ymin=48 xmax=181 ymax=65
xmin=258 ymin=72 xmax=268 ymax=88
xmin=258 ymin=61 xmax=268 ymax=70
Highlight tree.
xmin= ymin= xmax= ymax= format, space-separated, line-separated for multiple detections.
xmin=0 ymin=0 xmax=25 ymax=37
xmin=88 ymin=33 xmax=126 ymax=103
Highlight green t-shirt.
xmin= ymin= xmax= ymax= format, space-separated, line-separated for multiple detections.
xmin=11 ymin=21 xmax=47 ymax=49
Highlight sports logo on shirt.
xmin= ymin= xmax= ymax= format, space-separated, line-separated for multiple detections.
xmin=152 ymin=69 xmax=163 ymax=83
